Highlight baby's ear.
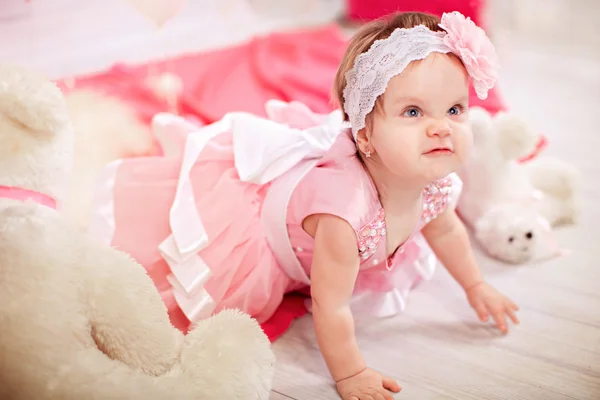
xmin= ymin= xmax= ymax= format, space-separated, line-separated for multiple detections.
xmin=355 ymin=126 xmax=371 ymax=151
xmin=0 ymin=64 xmax=69 ymax=135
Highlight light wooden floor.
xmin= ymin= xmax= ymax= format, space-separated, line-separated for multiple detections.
xmin=1 ymin=1 xmax=599 ymax=399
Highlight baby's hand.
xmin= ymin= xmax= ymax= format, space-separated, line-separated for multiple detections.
xmin=466 ymin=282 xmax=520 ymax=333
xmin=335 ymin=368 xmax=401 ymax=400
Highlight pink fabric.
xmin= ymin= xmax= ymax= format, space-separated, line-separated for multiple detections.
xmin=286 ymin=130 xmax=379 ymax=234
xmin=287 ymin=134 xmax=461 ymax=279
xmin=353 ymin=240 xmax=420 ymax=293
xmin=346 ymin=0 xmax=487 ymax=28
xmin=107 ymin=131 xmax=292 ymax=326
xmin=0 ymin=186 xmax=57 ymax=209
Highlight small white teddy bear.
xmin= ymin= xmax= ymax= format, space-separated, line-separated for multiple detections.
xmin=457 ymin=107 xmax=579 ymax=264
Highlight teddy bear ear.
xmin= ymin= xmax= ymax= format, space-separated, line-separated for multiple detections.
xmin=467 ymin=106 xmax=493 ymax=142
xmin=492 ymin=111 xmax=540 ymax=161
xmin=0 ymin=64 xmax=69 ymax=135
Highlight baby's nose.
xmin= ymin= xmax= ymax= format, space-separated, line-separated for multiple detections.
xmin=429 ymin=126 xmax=452 ymax=137
xmin=427 ymin=120 xmax=451 ymax=137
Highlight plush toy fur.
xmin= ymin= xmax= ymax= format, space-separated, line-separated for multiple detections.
xmin=62 ymin=89 xmax=159 ymax=231
xmin=0 ymin=64 xmax=275 ymax=399
xmin=457 ymin=107 xmax=579 ymax=264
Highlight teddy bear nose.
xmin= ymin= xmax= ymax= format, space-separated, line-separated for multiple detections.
xmin=525 ymin=231 xmax=534 ymax=240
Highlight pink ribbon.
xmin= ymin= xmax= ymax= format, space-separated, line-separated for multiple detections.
xmin=0 ymin=185 xmax=57 ymax=209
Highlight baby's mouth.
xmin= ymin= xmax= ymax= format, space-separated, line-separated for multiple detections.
xmin=423 ymin=147 xmax=454 ymax=156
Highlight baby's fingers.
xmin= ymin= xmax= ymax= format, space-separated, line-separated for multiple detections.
xmin=472 ymin=300 xmax=489 ymax=322
xmin=374 ymin=388 xmax=394 ymax=400
xmin=375 ymin=387 xmax=394 ymax=400
xmin=491 ymin=307 xmax=508 ymax=333
xmin=382 ymin=376 xmax=402 ymax=393
xmin=372 ymin=392 xmax=386 ymax=400
xmin=505 ymin=305 xmax=520 ymax=325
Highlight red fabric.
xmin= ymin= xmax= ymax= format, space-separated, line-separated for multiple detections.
xmin=165 ymin=292 xmax=310 ymax=342
xmin=260 ymin=294 xmax=310 ymax=341
xmin=346 ymin=0 xmax=487 ymax=28
xmin=57 ymin=25 xmax=346 ymax=127
xmin=58 ymin=23 xmax=543 ymax=342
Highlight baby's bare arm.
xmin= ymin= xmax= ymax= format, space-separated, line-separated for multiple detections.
xmin=308 ymin=214 xmax=366 ymax=382
xmin=422 ymin=209 xmax=483 ymax=290
xmin=423 ymin=209 xmax=520 ymax=332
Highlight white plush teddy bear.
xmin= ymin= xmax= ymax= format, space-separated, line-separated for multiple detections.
xmin=457 ymin=107 xmax=579 ymax=264
xmin=0 ymin=64 xmax=275 ymax=399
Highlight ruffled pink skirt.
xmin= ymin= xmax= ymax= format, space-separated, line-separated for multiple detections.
xmin=95 ymin=130 xmax=293 ymax=329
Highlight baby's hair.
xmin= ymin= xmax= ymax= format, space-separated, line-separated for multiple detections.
xmin=332 ymin=12 xmax=446 ymax=123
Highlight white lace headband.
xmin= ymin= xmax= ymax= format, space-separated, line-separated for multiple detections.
xmin=342 ymin=11 xmax=499 ymax=138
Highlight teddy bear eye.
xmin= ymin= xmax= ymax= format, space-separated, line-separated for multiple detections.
xmin=508 ymin=236 xmax=515 ymax=243
xmin=525 ymin=231 xmax=533 ymax=240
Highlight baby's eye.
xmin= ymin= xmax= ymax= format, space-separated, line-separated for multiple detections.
xmin=448 ymin=105 xmax=463 ymax=116
xmin=402 ymin=108 xmax=421 ymax=118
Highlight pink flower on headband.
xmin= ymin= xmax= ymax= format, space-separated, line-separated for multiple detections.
xmin=439 ymin=11 xmax=499 ymax=100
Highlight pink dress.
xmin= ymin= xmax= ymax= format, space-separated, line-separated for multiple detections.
xmin=88 ymin=100 xmax=461 ymax=328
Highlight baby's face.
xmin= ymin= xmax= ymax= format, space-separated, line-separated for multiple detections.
xmin=368 ymin=52 xmax=472 ymax=183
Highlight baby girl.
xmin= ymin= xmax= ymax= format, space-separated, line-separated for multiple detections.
xmin=88 ymin=10 xmax=520 ymax=400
